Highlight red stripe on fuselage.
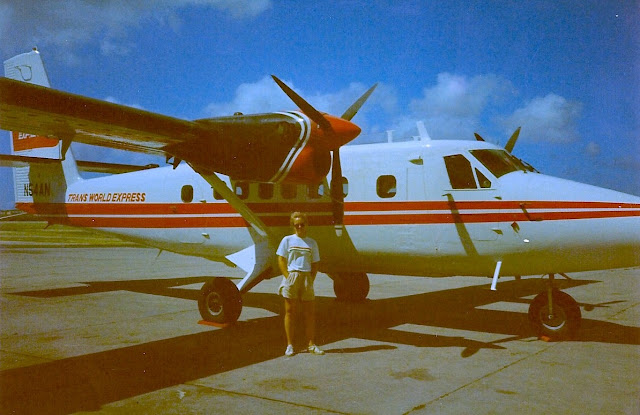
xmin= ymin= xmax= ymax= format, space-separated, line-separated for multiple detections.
xmin=16 ymin=201 xmax=640 ymax=228
xmin=17 ymin=200 xmax=640 ymax=215
xmin=347 ymin=200 xmax=640 ymax=211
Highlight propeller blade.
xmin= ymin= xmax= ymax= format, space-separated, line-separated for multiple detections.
xmin=271 ymin=75 xmax=333 ymax=132
xmin=330 ymin=148 xmax=344 ymax=226
xmin=505 ymin=126 xmax=521 ymax=153
xmin=272 ymin=75 xmax=362 ymax=149
xmin=341 ymin=83 xmax=378 ymax=121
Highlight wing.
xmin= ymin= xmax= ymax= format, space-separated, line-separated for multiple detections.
xmin=0 ymin=78 xmax=327 ymax=182
xmin=0 ymin=77 xmax=198 ymax=156
xmin=1 ymin=75 xmax=367 ymax=184
xmin=0 ymin=153 xmax=158 ymax=173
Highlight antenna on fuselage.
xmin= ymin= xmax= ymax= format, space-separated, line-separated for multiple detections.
xmin=414 ymin=121 xmax=431 ymax=141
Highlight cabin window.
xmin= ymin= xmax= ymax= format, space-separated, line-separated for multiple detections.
xmin=281 ymin=183 xmax=297 ymax=199
xmin=327 ymin=178 xmax=348 ymax=199
xmin=234 ymin=182 xmax=249 ymax=199
xmin=444 ymin=155 xmax=477 ymax=189
xmin=377 ymin=175 xmax=396 ymax=198
xmin=258 ymin=183 xmax=274 ymax=199
xmin=181 ymin=185 xmax=194 ymax=203
xmin=341 ymin=177 xmax=349 ymax=198
xmin=308 ymin=183 xmax=325 ymax=199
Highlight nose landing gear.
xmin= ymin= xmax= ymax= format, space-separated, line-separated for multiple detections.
xmin=528 ymin=274 xmax=581 ymax=340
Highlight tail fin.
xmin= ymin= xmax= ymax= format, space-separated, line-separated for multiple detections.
xmin=4 ymin=49 xmax=80 ymax=205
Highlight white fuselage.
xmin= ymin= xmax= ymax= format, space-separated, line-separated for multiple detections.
xmin=20 ymin=140 xmax=640 ymax=278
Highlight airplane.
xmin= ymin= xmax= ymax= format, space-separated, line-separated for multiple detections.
xmin=1 ymin=49 xmax=638 ymax=341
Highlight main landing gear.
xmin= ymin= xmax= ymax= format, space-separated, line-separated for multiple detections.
xmin=331 ymin=272 xmax=370 ymax=302
xmin=197 ymin=272 xmax=372 ymax=325
xmin=198 ymin=278 xmax=242 ymax=325
xmin=528 ymin=273 xmax=581 ymax=340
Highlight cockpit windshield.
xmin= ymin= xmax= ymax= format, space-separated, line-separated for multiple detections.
xmin=470 ymin=149 xmax=537 ymax=178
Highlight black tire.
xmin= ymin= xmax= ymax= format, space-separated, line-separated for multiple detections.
xmin=198 ymin=278 xmax=242 ymax=324
xmin=332 ymin=272 xmax=370 ymax=302
xmin=528 ymin=289 xmax=581 ymax=340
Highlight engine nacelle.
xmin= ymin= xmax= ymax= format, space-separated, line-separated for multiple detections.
xmin=165 ymin=111 xmax=329 ymax=183
xmin=280 ymin=144 xmax=331 ymax=183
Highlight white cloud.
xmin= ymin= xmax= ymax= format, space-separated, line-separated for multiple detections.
xmin=0 ymin=0 xmax=272 ymax=58
xmin=381 ymin=73 xmax=513 ymax=141
xmin=191 ymin=0 xmax=272 ymax=18
xmin=410 ymin=73 xmax=511 ymax=118
xmin=204 ymin=76 xmax=292 ymax=116
xmin=585 ymin=141 xmax=601 ymax=156
xmin=334 ymin=73 xmax=518 ymax=143
xmin=203 ymin=76 xmax=385 ymax=122
xmin=100 ymin=38 xmax=136 ymax=57
xmin=0 ymin=4 xmax=12 ymax=44
xmin=502 ymin=94 xmax=582 ymax=143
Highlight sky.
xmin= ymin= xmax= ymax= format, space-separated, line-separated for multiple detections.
xmin=1 ymin=0 xmax=638 ymax=209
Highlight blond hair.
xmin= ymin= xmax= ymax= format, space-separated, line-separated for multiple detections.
xmin=290 ymin=211 xmax=308 ymax=227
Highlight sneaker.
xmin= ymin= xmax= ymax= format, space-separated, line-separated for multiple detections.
xmin=285 ymin=345 xmax=295 ymax=356
xmin=307 ymin=344 xmax=325 ymax=355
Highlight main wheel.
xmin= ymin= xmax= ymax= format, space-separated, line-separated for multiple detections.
xmin=198 ymin=278 xmax=242 ymax=324
xmin=332 ymin=272 xmax=370 ymax=302
xmin=528 ymin=289 xmax=581 ymax=340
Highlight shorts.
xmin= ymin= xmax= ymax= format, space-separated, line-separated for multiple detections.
xmin=279 ymin=271 xmax=315 ymax=301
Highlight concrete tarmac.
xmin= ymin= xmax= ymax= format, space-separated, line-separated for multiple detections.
xmin=1 ymin=239 xmax=639 ymax=414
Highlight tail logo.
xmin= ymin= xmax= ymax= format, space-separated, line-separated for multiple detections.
xmin=12 ymin=132 xmax=59 ymax=152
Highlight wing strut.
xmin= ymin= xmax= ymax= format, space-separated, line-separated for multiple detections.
xmin=191 ymin=167 xmax=275 ymax=293
xmin=194 ymin=167 xmax=269 ymax=238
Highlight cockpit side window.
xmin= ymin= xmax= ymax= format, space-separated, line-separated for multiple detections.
xmin=508 ymin=154 xmax=539 ymax=173
xmin=470 ymin=149 xmax=522 ymax=177
xmin=476 ymin=169 xmax=492 ymax=188
xmin=444 ymin=155 xmax=477 ymax=189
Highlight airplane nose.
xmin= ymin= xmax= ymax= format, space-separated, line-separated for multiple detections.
xmin=318 ymin=114 xmax=361 ymax=150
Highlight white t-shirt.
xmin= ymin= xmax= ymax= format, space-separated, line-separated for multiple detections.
xmin=276 ymin=234 xmax=320 ymax=272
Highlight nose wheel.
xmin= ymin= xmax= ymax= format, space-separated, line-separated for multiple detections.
xmin=528 ymin=274 xmax=581 ymax=340
xmin=198 ymin=277 xmax=243 ymax=324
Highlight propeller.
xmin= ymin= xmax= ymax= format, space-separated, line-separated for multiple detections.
xmin=474 ymin=127 xmax=538 ymax=172
xmin=341 ymin=83 xmax=378 ymax=121
xmin=332 ymin=83 xmax=377 ymax=227
xmin=271 ymin=76 xmax=377 ymax=227
xmin=473 ymin=127 xmax=521 ymax=153
xmin=271 ymin=76 xmax=333 ymax=132
xmin=504 ymin=126 xmax=521 ymax=153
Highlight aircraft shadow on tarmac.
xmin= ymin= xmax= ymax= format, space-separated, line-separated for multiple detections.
xmin=3 ymin=276 xmax=639 ymax=414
